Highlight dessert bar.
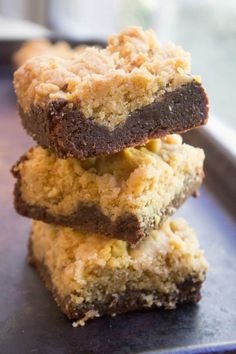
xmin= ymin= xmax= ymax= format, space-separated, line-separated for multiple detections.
xmin=29 ymin=218 xmax=208 ymax=325
xmin=14 ymin=27 xmax=208 ymax=159
xmin=12 ymin=135 xmax=204 ymax=244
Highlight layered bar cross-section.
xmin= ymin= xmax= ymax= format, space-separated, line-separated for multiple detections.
xmin=12 ymin=135 xmax=204 ymax=244
xmin=14 ymin=27 xmax=208 ymax=158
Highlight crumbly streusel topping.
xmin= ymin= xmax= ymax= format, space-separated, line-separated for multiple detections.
xmin=14 ymin=26 xmax=194 ymax=129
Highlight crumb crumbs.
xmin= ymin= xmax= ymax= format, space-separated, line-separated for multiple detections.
xmin=72 ymin=310 xmax=100 ymax=327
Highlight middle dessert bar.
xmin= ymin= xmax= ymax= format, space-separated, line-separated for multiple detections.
xmin=12 ymin=134 xmax=204 ymax=244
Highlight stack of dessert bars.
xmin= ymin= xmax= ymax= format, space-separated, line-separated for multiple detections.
xmin=12 ymin=27 xmax=209 ymax=326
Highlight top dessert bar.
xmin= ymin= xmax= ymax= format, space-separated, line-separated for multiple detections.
xmin=14 ymin=26 xmax=209 ymax=159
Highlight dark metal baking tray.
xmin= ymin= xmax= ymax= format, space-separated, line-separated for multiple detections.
xmin=0 ymin=49 xmax=236 ymax=354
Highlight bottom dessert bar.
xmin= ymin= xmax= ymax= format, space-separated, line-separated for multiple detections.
xmin=29 ymin=218 xmax=208 ymax=326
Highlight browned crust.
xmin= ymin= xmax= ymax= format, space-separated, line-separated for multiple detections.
xmin=12 ymin=161 xmax=204 ymax=244
xmin=18 ymin=81 xmax=208 ymax=159
xmin=28 ymin=238 xmax=204 ymax=322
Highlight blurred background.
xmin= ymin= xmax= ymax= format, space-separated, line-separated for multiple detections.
xmin=0 ymin=0 xmax=236 ymax=141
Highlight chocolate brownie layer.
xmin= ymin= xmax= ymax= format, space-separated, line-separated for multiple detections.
xmin=29 ymin=218 xmax=208 ymax=325
xmin=19 ymin=81 xmax=208 ymax=159
xmin=14 ymin=173 xmax=202 ymax=244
